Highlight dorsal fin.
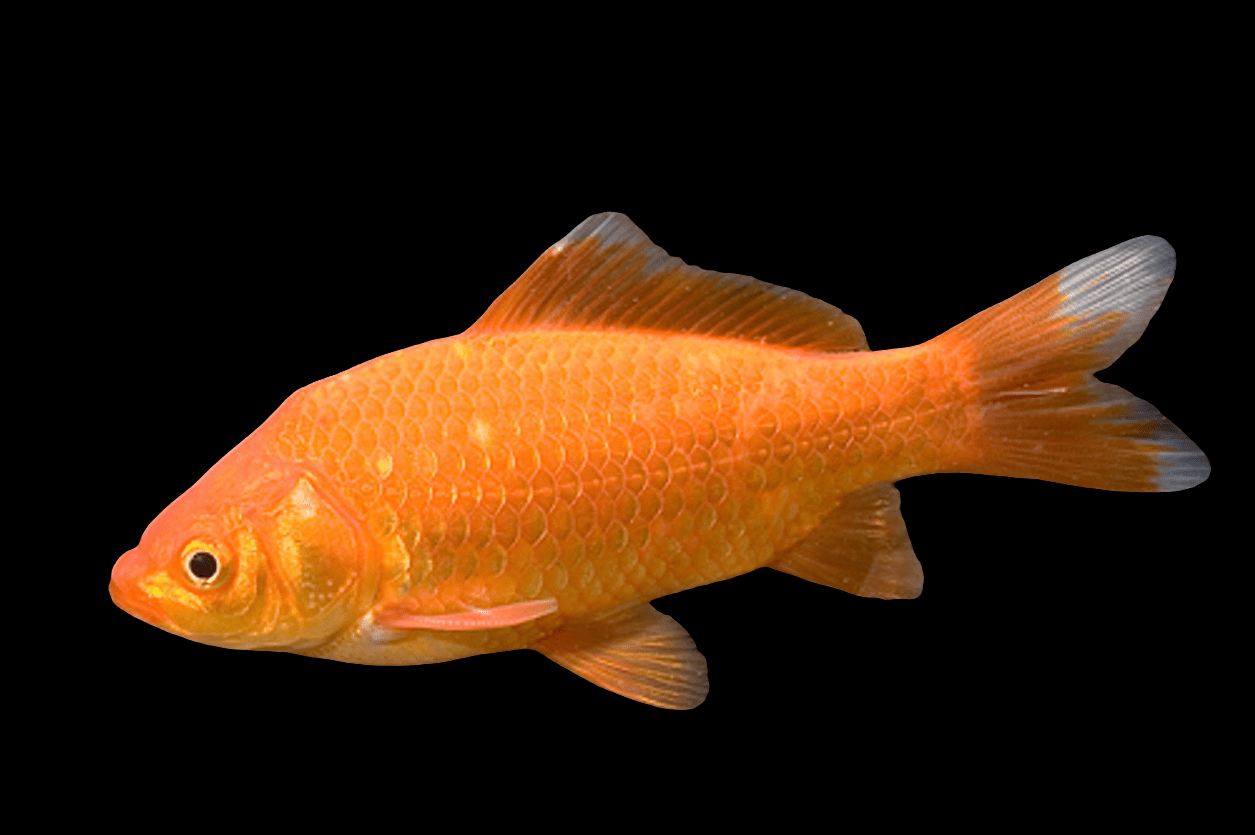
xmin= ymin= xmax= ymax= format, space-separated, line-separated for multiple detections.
xmin=468 ymin=212 xmax=868 ymax=352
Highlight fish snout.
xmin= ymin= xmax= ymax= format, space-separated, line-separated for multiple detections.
xmin=110 ymin=548 xmax=169 ymax=628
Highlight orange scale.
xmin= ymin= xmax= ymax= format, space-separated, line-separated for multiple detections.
xmin=571 ymin=494 xmax=597 ymax=538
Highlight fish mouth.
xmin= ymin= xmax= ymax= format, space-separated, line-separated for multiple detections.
xmin=109 ymin=578 xmax=170 ymax=629
xmin=110 ymin=549 xmax=172 ymax=629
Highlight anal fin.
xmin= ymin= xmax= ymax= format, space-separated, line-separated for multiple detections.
xmin=532 ymin=603 xmax=709 ymax=709
xmin=772 ymin=482 xmax=923 ymax=599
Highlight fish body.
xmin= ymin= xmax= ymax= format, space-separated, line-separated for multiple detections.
xmin=109 ymin=213 xmax=1210 ymax=708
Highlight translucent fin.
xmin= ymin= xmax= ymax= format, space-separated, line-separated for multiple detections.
xmin=373 ymin=598 xmax=558 ymax=631
xmin=469 ymin=212 xmax=869 ymax=352
xmin=944 ymin=236 xmax=1209 ymax=492
xmin=532 ymin=602 xmax=709 ymax=709
xmin=772 ymin=482 xmax=922 ymax=599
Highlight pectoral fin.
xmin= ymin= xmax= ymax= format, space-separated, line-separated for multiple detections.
xmin=373 ymin=598 xmax=558 ymax=631
xmin=532 ymin=603 xmax=709 ymax=709
xmin=772 ymin=481 xmax=923 ymax=599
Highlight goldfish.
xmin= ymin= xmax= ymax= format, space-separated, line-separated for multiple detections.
xmin=108 ymin=212 xmax=1209 ymax=709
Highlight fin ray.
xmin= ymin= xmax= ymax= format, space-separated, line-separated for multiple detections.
xmin=532 ymin=602 xmax=709 ymax=709
xmin=470 ymin=213 xmax=869 ymax=352
xmin=944 ymin=235 xmax=1209 ymax=492
xmin=373 ymin=598 xmax=558 ymax=631
xmin=773 ymin=482 xmax=923 ymax=599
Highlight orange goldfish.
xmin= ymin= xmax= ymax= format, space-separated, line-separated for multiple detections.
xmin=108 ymin=212 xmax=1209 ymax=708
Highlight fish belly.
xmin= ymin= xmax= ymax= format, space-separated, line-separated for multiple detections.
xmin=267 ymin=331 xmax=967 ymax=628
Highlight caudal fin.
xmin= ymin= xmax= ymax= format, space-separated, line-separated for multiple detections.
xmin=944 ymin=236 xmax=1209 ymax=492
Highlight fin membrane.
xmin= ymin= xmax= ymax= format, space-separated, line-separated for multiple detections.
xmin=942 ymin=235 xmax=1209 ymax=492
xmin=533 ymin=602 xmax=709 ymax=709
xmin=373 ymin=598 xmax=558 ymax=631
xmin=470 ymin=212 xmax=869 ymax=353
xmin=773 ymin=482 xmax=923 ymax=599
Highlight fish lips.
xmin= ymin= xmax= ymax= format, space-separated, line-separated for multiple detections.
xmin=109 ymin=549 xmax=172 ymax=630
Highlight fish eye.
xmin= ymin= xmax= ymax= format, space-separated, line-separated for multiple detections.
xmin=183 ymin=548 xmax=220 ymax=586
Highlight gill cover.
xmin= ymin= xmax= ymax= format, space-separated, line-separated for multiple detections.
xmin=118 ymin=442 xmax=371 ymax=651
xmin=252 ymin=475 xmax=367 ymax=645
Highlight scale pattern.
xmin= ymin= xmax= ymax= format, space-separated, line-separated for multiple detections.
xmin=266 ymin=330 xmax=968 ymax=634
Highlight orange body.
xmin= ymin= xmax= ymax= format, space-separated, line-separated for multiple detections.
xmin=109 ymin=213 xmax=1208 ymax=708
xmin=264 ymin=332 xmax=959 ymax=662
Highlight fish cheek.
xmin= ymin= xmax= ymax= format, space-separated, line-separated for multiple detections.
xmin=157 ymin=527 xmax=264 ymax=636
xmin=212 ymin=525 xmax=263 ymax=618
xmin=263 ymin=477 xmax=360 ymax=620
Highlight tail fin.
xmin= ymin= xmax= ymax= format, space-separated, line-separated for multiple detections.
xmin=944 ymin=235 xmax=1209 ymax=492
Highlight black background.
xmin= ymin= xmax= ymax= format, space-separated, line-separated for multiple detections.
xmin=80 ymin=117 xmax=1224 ymax=755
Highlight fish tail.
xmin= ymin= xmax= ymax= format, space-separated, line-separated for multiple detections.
xmin=940 ymin=235 xmax=1209 ymax=491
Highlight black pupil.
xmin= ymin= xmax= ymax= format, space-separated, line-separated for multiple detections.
xmin=189 ymin=551 xmax=217 ymax=580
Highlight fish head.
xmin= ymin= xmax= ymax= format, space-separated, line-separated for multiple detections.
xmin=110 ymin=439 xmax=373 ymax=653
